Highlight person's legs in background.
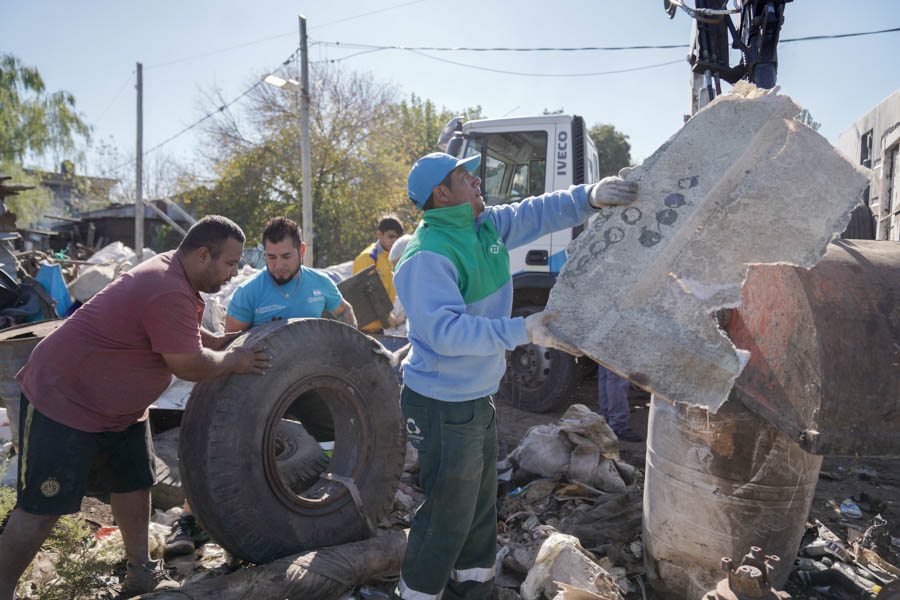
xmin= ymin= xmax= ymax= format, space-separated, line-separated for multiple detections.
xmin=597 ymin=366 xmax=642 ymax=442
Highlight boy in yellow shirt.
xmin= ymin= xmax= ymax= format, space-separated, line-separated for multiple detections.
xmin=352 ymin=214 xmax=404 ymax=331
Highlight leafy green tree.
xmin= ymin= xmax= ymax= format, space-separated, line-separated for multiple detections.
xmin=588 ymin=124 xmax=632 ymax=177
xmin=395 ymin=94 xmax=482 ymax=165
xmin=0 ymin=53 xmax=91 ymax=165
xmin=795 ymin=108 xmax=821 ymax=131
xmin=0 ymin=53 xmax=94 ymax=226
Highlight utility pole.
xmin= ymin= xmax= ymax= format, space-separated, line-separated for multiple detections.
xmin=299 ymin=14 xmax=313 ymax=266
xmin=135 ymin=61 xmax=144 ymax=263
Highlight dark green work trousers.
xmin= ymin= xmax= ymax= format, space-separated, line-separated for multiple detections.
xmin=396 ymin=385 xmax=498 ymax=600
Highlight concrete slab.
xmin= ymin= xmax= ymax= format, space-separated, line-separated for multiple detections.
xmin=547 ymin=83 xmax=870 ymax=411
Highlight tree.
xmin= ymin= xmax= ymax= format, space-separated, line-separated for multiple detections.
xmin=0 ymin=53 xmax=93 ymax=227
xmin=795 ymin=108 xmax=821 ymax=131
xmin=588 ymin=124 xmax=632 ymax=178
xmin=0 ymin=53 xmax=91 ymax=166
xmin=0 ymin=162 xmax=50 ymax=226
xmin=395 ymin=94 xmax=482 ymax=165
xmin=182 ymin=66 xmax=483 ymax=266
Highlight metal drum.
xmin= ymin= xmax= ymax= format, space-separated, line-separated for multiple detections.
xmin=644 ymin=239 xmax=900 ymax=598
xmin=643 ymin=396 xmax=821 ymax=599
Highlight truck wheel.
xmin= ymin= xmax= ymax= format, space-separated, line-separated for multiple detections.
xmin=179 ymin=319 xmax=405 ymax=563
xmin=152 ymin=421 xmax=329 ymax=511
xmin=274 ymin=419 xmax=330 ymax=493
xmin=498 ymin=305 xmax=577 ymax=413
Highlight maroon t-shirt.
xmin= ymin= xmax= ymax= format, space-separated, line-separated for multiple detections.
xmin=16 ymin=251 xmax=204 ymax=432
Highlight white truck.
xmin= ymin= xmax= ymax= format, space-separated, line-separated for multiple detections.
xmin=439 ymin=114 xmax=601 ymax=412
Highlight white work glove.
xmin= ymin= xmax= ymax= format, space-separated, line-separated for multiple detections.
xmin=523 ymin=311 xmax=583 ymax=356
xmin=589 ymin=175 xmax=639 ymax=208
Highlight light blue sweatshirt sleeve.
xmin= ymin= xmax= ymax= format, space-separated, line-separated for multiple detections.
xmin=487 ymin=183 xmax=598 ymax=250
xmin=394 ymin=251 xmax=529 ymax=356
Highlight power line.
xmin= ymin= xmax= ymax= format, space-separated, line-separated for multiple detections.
xmin=144 ymin=0 xmax=428 ymax=71
xmin=108 ymin=50 xmax=299 ymax=172
xmin=94 ymin=70 xmax=134 ymax=125
xmin=311 ymin=0 xmax=428 ymax=30
xmin=109 ymin=22 xmax=900 ymax=170
xmin=405 ymin=50 xmax=684 ymax=78
xmin=147 ymin=32 xmax=295 ymax=70
xmin=142 ymin=80 xmax=263 ymax=157
xmin=780 ymin=25 xmax=900 ymax=44
xmin=317 ymin=25 xmax=900 ymax=54
xmin=321 ymin=40 xmax=691 ymax=53
xmin=316 ymin=46 xmax=390 ymax=64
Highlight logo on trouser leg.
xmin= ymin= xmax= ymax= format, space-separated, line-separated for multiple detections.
xmin=406 ymin=418 xmax=423 ymax=446
xmin=40 ymin=477 xmax=61 ymax=497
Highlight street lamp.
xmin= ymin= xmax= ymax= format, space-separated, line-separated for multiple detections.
xmin=263 ymin=15 xmax=313 ymax=266
xmin=263 ymin=75 xmax=298 ymax=92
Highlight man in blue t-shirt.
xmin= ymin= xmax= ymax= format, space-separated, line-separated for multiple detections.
xmin=165 ymin=216 xmax=357 ymax=557
xmin=225 ymin=216 xmax=357 ymax=332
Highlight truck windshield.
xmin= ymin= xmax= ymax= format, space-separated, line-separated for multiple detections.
xmin=464 ymin=130 xmax=547 ymax=206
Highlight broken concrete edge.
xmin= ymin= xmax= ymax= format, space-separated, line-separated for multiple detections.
xmin=547 ymin=82 xmax=870 ymax=413
xmin=521 ymin=532 xmax=625 ymax=600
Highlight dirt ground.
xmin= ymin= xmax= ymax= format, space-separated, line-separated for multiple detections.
xmin=62 ymin=377 xmax=898 ymax=598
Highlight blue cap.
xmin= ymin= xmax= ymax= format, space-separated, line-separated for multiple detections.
xmin=407 ymin=152 xmax=481 ymax=209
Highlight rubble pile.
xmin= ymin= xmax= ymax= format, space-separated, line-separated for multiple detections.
xmin=791 ymin=519 xmax=900 ymax=600
xmin=3 ymin=393 xmax=899 ymax=599
xmin=493 ymin=405 xmax=644 ymax=600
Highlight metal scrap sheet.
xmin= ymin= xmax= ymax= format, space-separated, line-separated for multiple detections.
xmin=547 ymin=84 xmax=870 ymax=411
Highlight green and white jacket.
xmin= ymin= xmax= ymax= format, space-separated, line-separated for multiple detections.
xmin=394 ymin=184 xmax=598 ymax=401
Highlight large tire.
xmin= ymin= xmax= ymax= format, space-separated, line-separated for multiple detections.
xmin=178 ymin=319 xmax=405 ymax=563
xmin=498 ymin=305 xmax=577 ymax=413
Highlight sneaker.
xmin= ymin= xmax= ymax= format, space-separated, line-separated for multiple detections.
xmin=119 ymin=559 xmax=180 ymax=597
xmin=616 ymin=428 xmax=644 ymax=443
xmin=165 ymin=515 xmax=199 ymax=556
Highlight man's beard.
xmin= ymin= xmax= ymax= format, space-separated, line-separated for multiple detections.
xmin=268 ymin=264 xmax=301 ymax=286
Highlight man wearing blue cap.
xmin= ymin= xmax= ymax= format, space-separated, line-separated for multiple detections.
xmin=392 ymin=152 xmax=638 ymax=600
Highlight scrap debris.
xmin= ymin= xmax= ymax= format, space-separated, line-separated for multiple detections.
xmin=3 ymin=399 xmax=898 ymax=599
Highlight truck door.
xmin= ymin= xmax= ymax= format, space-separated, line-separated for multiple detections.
xmin=549 ymin=117 xmax=597 ymax=272
xmin=462 ymin=128 xmax=552 ymax=274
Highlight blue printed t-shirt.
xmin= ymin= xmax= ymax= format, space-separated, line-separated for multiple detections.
xmin=227 ymin=266 xmax=343 ymax=327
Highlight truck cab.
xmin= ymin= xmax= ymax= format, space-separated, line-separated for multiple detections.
xmin=441 ymin=115 xmax=600 ymax=412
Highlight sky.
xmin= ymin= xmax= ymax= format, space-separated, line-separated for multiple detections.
xmin=3 ymin=0 xmax=899 ymax=179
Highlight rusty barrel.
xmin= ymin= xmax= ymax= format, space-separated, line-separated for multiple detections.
xmin=726 ymin=239 xmax=900 ymax=456
xmin=643 ymin=240 xmax=900 ymax=599
xmin=643 ymin=396 xmax=822 ymax=599
xmin=0 ymin=319 xmax=64 ymax=440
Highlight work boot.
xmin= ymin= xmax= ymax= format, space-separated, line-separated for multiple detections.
xmin=615 ymin=428 xmax=644 ymax=443
xmin=119 ymin=559 xmax=180 ymax=597
xmin=165 ymin=514 xmax=205 ymax=556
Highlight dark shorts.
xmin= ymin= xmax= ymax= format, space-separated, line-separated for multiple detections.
xmin=16 ymin=394 xmax=157 ymax=515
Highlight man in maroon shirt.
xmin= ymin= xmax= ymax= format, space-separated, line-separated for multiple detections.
xmin=0 ymin=215 xmax=270 ymax=599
